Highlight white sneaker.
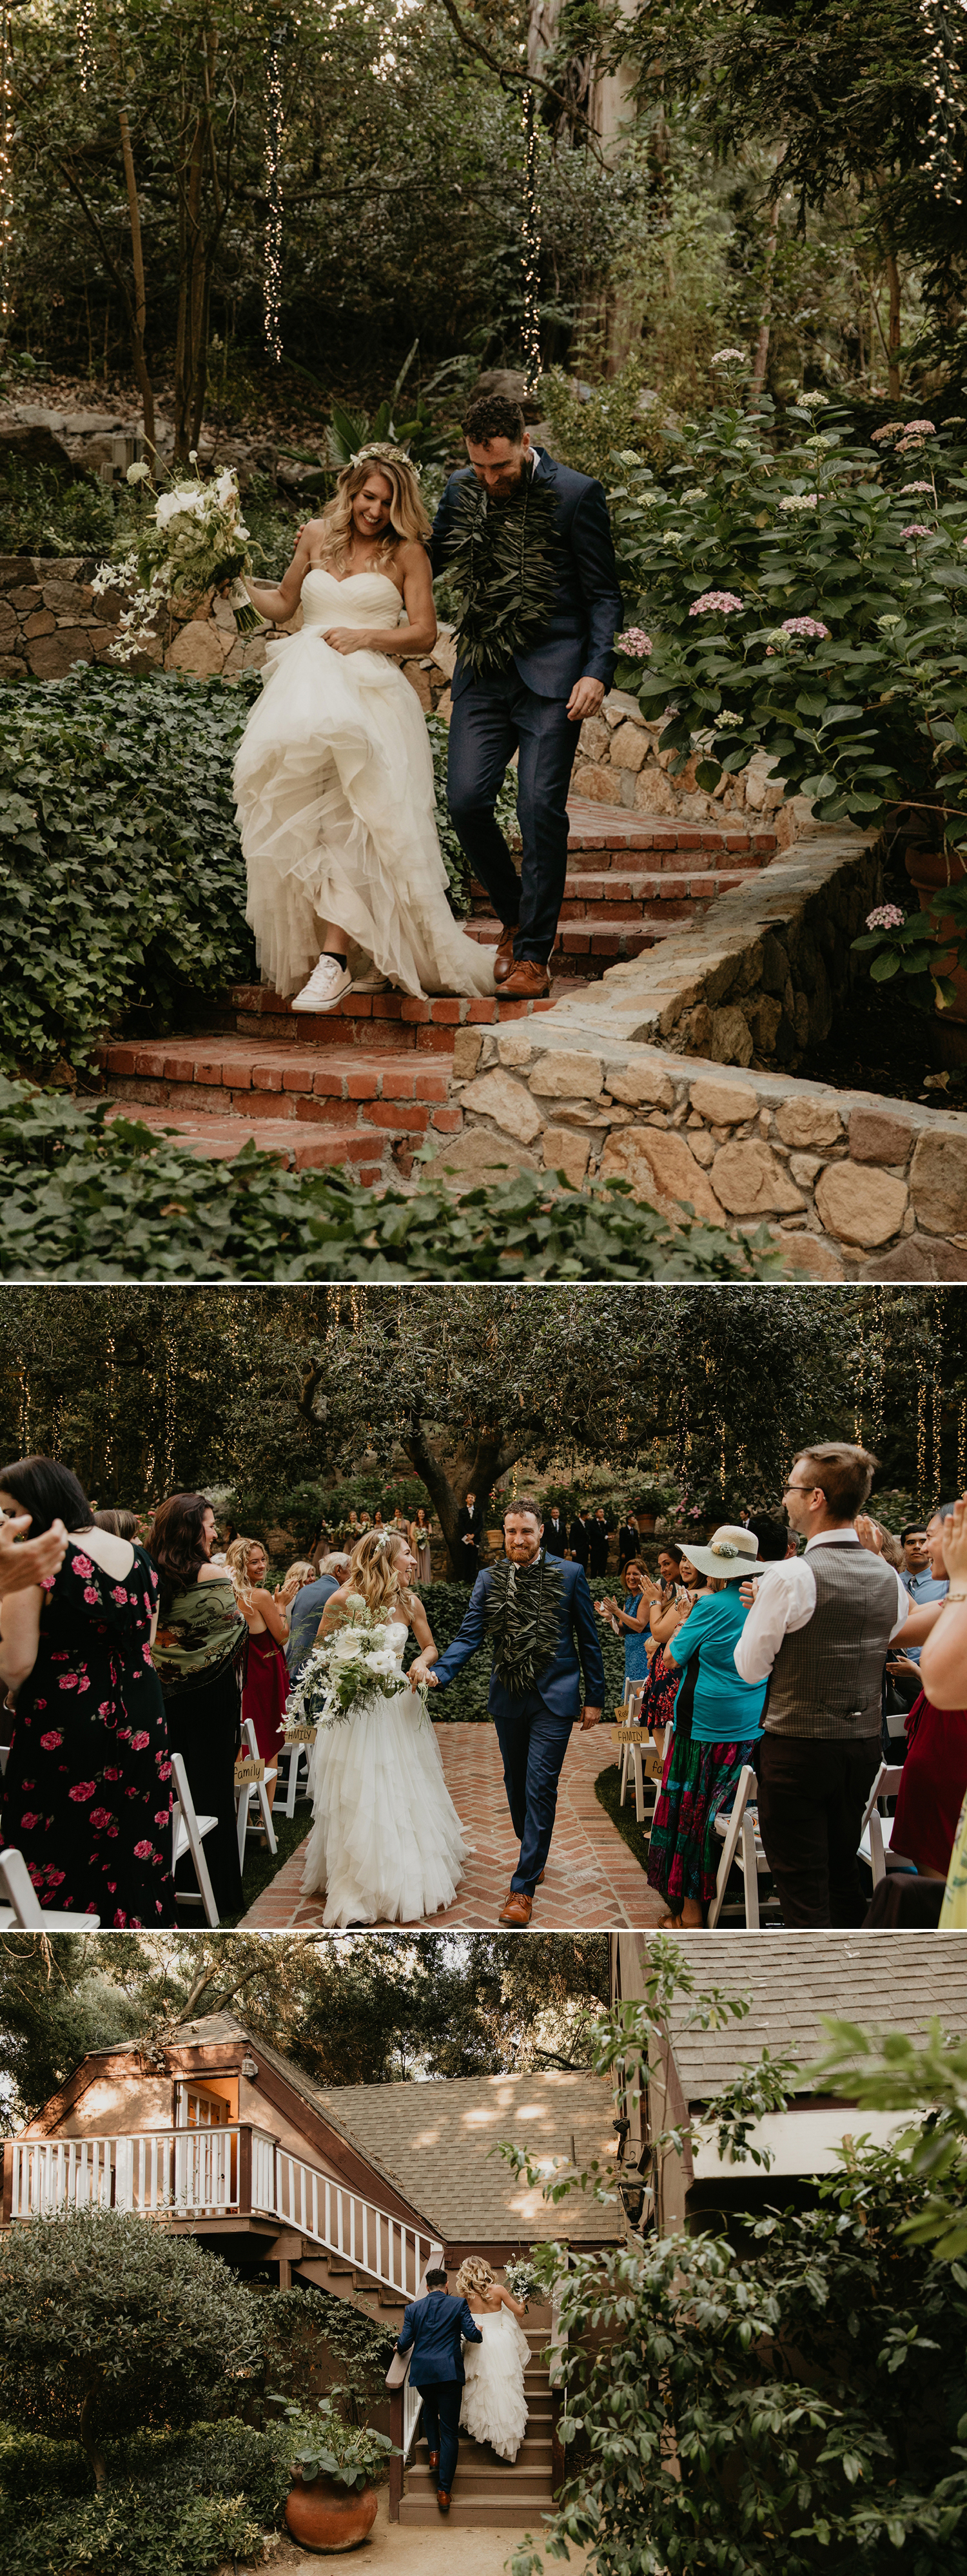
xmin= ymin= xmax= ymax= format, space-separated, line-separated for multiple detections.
xmin=291 ymin=956 xmax=353 ymax=1012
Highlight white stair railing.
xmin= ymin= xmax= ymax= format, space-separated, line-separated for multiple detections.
xmin=8 ymin=2129 xmax=435 ymax=2298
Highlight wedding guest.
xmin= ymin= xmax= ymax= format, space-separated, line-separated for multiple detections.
xmin=638 ymin=1550 xmax=705 ymax=1741
xmin=734 ymin=1444 xmax=910 ymax=1926
xmin=0 ymin=1455 xmax=175 ymax=1925
xmin=895 ymin=1518 xmax=948 ymax=1671
xmin=596 ymin=1559 xmax=659 ymax=1700
xmin=888 ymin=1505 xmax=967 ymax=1883
xmin=618 ymin=1513 xmax=640 ymax=1571
xmin=456 ymin=1492 xmax=480 ymax=1577
xmin=226 ymin=1537 xmax=298 ymax=1813
xmin=589 ymin=1510 xmax=611 ymax=1580
xmin=150 ymin=1493 xmax=247 ymax=1919
xmin=647 ymin=1526 xmax=767 ymax=1927
xmin=287 ymin=1553 xmax=351 ymax=1681
xmin=0 ymin=1507 xmax=68 ymax=1597
xmin=921 ymin=1495 xmax=967 ymax=1928
xmin=411 ymin=1507 xmax=433 ymax=1583
xmin=544 ymin=1506 xmax=567 ymax=1557
xmin=93 ymin=1509 xmax=139 ymax=1541
xmin=569 ymin=1509 xmax=591 ymax=1569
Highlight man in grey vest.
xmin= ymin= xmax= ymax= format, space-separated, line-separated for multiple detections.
xmin=733 ymin=1442 xmax=910 ymax=1926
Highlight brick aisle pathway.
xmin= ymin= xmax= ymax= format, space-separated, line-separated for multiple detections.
xmin=240 ymin=1723 xmax=665 ymax=1932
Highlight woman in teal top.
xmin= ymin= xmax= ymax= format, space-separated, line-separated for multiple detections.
xmin=646 ymin=1526 xmax=767 ymax=1927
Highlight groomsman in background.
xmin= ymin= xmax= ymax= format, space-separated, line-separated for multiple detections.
xmin=589 ymin=1509 xmax=610 ymax=1580
xmin=456 ymin=1491 xmax=480 ymax=1578
xmin=569 ymin=1508 xmax=591 ymax=1569
xmin=544 ymin=1506 xmax=567 ymax=1557
xmin=618 ymin=1511 xmax=640 ymax=1571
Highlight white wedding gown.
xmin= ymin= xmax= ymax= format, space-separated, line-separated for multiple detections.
xmin=233 ymin=567 xmax=496 ymax=1000
xmin=300 ymin=1620 xmax=467 ymax=1926
xmin=460 ymin=2306 xmax=531 ymax=2462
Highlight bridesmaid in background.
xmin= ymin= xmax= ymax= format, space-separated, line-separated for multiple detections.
xmin=226 ymin=1536 xmax=297 ymax=1814
xmin=411 ymin=1506 xmax=433 ymax=1584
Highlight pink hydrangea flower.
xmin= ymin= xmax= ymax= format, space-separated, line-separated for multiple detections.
xmin=39 ymin=1731 xmax=63 ymax=1750
xmin=871 ymin=423 xmax=906 ymax=441
xmin=68 ymin=1781 xmax=97 ymax=1803
xmin=689 ymin=590 xmax=744 ymax=615
xmin=901 ymin=524 xmax=931 ymax=537
xmin=616 ymin=627 xmax=652 ymax=657
xmin=866 ymin=904 xmax=905 ymax=929
xmin=781 ymin=615 xmax=830 ymax=639
xmin=901 ymin=481 xmax=932 ymax=494
xmin=904 ymin=419 xmax=936 ymax=435
xmin=71 ymin=1554 xmax=93 ymax=1578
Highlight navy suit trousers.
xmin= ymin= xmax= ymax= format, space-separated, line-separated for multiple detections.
xmin=493 ymin=1692 xmax=575 ymax=1894
xmin=415 ymin=2381 xmax=462 ymax=2492
xmin=447 ymin=669 xmax=581 ymax=964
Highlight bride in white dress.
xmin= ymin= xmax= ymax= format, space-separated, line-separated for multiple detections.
xmin=234 ymin=443 xmax=496 ymax=1012
xmin=300 ymin=1529 xmax=467 ymax=1928
xmin=454 ymin=2258 xmax=531 ymax=2464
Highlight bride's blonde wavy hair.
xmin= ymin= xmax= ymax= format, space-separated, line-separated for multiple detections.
xmin=344 ymin=1529 xmax=414 ymax=1616
xmin=454 ymin=2258 xmax=494 ymax=2297
xmin=317 ymin=454 xmax=430 ymax=576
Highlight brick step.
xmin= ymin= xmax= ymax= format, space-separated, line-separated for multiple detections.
xmin=97 ymin=1037 xmax=464 ymax=1127
xmin=398 ymin=2493 xmax=554 ymax=2528
xmin=215 ymin=982 xmax=560 ymax=1054
xmin=103 ymin=1099 xmax=387 ymax=1179
xmin=466 ymin=918 xmax=659 ymax=973
xmin=470 ymin=865 xmax=761 ymax=917
xmin=500 ymin=832 xmax=776 ymax=880
xmin=558 ymin=799 xmax=777 ymax=857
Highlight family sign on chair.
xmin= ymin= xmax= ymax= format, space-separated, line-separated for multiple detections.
xmin=235 ymin=391 xmax=623 ymax=1007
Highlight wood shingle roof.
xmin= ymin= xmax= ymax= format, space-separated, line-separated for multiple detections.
xmin=649 ymin=1931 xmax=967 ymax=2102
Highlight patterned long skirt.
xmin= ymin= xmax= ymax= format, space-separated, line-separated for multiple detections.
xmin=646 ymin=1732 xmax=754 ymax=1912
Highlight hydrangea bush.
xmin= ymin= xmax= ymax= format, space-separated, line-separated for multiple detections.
xmin=608 ymin=398 xmax=967 ymax=851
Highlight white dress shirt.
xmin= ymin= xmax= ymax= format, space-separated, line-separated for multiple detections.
xmin=733 ymin=1527 xmax=909 ymax=1686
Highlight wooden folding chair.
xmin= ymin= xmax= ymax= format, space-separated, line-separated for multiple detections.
xmin=858 ymin=1762 xmax=906 ymax=1886
xmin=170 ymin=1749 xmax=220 ymax=1927
xmin=235 ymin=1717 xmax=278 ymax=1869
xmin=708 ymin=1764 xmax=771 ymax=1928
xmin=0 ymin=1846 xmax=101 ymax=1930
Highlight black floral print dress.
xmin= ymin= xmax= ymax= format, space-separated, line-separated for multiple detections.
xmin=0 ymin=1538 xmax=176 ymax=1925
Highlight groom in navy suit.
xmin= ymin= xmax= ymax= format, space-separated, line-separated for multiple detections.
xmin=396 ymin=2265 xmax=482 ymax=2514
xmin=429 ymin=391 xmax=623 ymax=1000
xmin=411 ymin=1497 xmax=605 ymax=1926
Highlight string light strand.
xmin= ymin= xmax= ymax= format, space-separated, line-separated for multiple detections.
xmin=263 ymin=27 xmax=284 ymax=365
xmin=0 ymin=4 xmax=14 ymax=336
xmin=919 ymin=0 xmax=967 ymax=203
xmin=77 ymin=0 xmax=95 ymax=91
xmin=521 ymin=84 xmax=541 ymax=391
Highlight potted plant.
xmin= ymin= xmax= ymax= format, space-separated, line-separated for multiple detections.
xmin=266 ymin=2392 xmax=400 ymax=2554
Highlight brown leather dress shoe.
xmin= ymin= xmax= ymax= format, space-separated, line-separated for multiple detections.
xmin=493 ymin=923 xmax=519 ymax=985
xmin=498 ymin=1890 xmax=533 ymax=1926
xmin=427 ymin=2451 xmax=440 ymax=2474
xmin=437 ymin=2489 xmax=451 ymax=2514
xmin=501 ymin=957 xmax=551 ymax=1000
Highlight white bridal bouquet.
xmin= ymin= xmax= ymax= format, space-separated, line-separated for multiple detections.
xmin=92 ymin=458 xmax=260 ymax=661
xmin=503 ymin=2257 xmax=543 ymax=2305
xmin=286 ymin=1594 xmax=428 ymax=1733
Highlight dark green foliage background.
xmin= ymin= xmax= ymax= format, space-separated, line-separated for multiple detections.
xmin=407 ymin=1583 xmax=627 ymax=1723
xmin=0 ymin=2416 xmax=291 ymax=2576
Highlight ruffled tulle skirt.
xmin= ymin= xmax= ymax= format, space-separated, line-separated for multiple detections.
xmin=300 ymin=1686 xmax=467 ymax=1927
xmin=460 ymin=2309 xmax=531 ymax=2462
xmin=233 ymin=625 xmax=496 ymax=1000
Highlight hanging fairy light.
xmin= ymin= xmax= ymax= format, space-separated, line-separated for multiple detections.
xmin=959 ymin=1396 xmax=966 ymax=1490
xmin=919 ymin=0 xmax=967 ymax=202
xmin=0 ymin=3 xmax=14 ymax=336
xmin=521 ymin=82 xmax=541 ymax=391
xmin=263 ymin=23 xmax=284 ymax=364
xmin=77 ymin=0 xmax=95 ymax=91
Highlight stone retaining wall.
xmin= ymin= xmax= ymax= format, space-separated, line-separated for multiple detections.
xmin=574 ymin=686 xmax=810 ymax=846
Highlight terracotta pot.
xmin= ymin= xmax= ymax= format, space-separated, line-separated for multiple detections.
xmin=636 ymin=1513 xmax=658 ymax=1533
xmin=904 ymin=842 xmax=967 ymax=1065
xmin=284 ymin=2472 xmax=378 ymax=2553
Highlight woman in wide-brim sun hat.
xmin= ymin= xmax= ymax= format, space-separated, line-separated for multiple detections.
xmin=646 ymin=1525 xmax=768 ymax=1928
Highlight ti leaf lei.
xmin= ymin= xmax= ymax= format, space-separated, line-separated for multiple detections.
xmin=484 ymin=1553 xmax=563 ymax=1694
xmin=445 ymin=474 xmax=561 ymax=678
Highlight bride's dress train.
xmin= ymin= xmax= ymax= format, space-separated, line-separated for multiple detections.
xmin=460 ymin=2307 xmax=531 ymax=2462
xmin=233 ymin=567 xmax=496 ymax=1002
xmin=300 ymin=1621 xmax=467 ymax=1927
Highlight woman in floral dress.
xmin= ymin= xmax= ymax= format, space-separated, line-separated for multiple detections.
xmin=0 ymin=1456 xmax=175 ymax=1925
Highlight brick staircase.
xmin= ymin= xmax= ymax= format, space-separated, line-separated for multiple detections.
xmin=95 ymin=800 xmax=779 ymax=1177
xmin=398 ymin=2318 xmax=556 ymax=2530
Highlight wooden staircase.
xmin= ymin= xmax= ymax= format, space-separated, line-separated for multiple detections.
xmin=93 ymin=799 xmax=779 ymax=1179
xmin=398 ymin=2318 xmax=557 ymax=2531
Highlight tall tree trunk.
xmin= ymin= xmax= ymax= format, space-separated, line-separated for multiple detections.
xmin=751 ymin=194 xmax=781 ymax=393
xmin=400 ymin=1426 xmax=525 ymax=1577
xmin=884 ymin=247 xmax=902 ymax=400
xmin=107 ymin=30 xmax=156 ymax=465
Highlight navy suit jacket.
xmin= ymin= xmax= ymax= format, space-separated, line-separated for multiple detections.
xmin=432 ymin=1553 xmax=605 ymax=1721
xmin=397 ymin=2290 xmax=482 ymax=2386
xmin=429 ymin=449 xmax=623 ymax=704
xmin=286 ymin=1574 xmax=339 ymax=1681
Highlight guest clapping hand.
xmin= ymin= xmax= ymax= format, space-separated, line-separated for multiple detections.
xmin=0 ymin=1511 xmax=68 ymax=1598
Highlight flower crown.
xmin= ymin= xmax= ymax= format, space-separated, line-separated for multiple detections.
xmin=348 ymin=441 xmax=422 ymax=478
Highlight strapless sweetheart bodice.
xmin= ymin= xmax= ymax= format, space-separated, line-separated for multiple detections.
xmin=300 ymin=567 xmax=404 ymax=630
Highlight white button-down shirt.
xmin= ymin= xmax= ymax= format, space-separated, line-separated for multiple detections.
xmin=732 ymin=1527 xmax=909 ymax=1686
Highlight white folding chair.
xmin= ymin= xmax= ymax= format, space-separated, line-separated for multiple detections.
xmin=0 ymin=1743 xmax=9 ymax=1777
xmin=858 ymin=1762 xmax=906 ymax=1885
xmin=708 ymin=1764 xmax=772 ymax=1928
xmin=0 ymin=1846 xmax=101 ymax=1930
xmin=235 ymin=1717 xmax=277 ymax=1868
xmin=170 ymin=1749 xmax=220 ymax=1927
xmin=278 ymin=1731 xmax=314 ymax=1819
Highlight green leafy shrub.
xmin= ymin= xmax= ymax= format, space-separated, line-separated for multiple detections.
xmin=0 ymin=1076 xmax=785 ymax=1282
xmin=407 ymin=1585 xmax=625 ymax=1722
xmin=266 ymin=2392 xmax=397 ymax=2492
xmin=0 ymin=458 xmax=117 ymax=556
xmin=610 ymin=397 xmax=967 ymax=846
xmin=0 ymin=2416 xmax=291 ymax=2576
xmin=0 ymin=2211 xmax=262 ymax=2482
xmin=0 ymin=666 xmax=258 ymax=1072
